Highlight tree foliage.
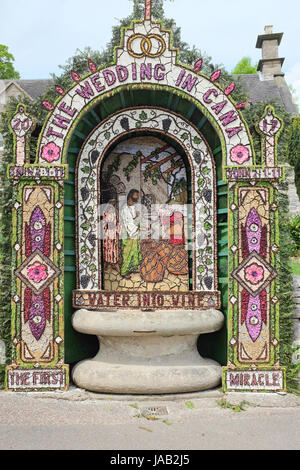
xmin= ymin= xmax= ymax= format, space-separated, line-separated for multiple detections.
xmin=232 ymin=56 xmax=257 ymax=75
xmin=53 ymin=0 xmax=213 ymax=88
xmin=277 ymin=184 xmax=300 ymax=393
xmin=0 ymin=45 xmax=20 ymax=79
xmin=285 ymin=117 xmax=300 ymax=197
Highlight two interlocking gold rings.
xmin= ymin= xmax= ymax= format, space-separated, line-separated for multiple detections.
xmin=127 ymin=34 xmax=166 ymax=58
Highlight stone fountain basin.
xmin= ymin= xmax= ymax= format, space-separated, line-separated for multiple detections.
xmin=71 ymin=308 xmax=224 ymax=394
xmin=72 ymin=308 xmax=224 ymax=337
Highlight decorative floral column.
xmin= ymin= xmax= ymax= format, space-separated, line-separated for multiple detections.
xmin=5 ymin=104 xmax=69 ymax=391
xmin=223 ymin=106 xmax=286 ymax=392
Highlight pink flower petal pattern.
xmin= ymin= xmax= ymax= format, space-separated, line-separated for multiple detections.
xmin=210 ymin=69 xmax=221 ymax=81
xmin=42 ymin=101 xmax=54 ymax=111
xmin=230 ymin=144 xmax=249 ymax=164
xmin=27 ymin=263 xmax=48 ymax=283
xmin=245 ymin=263 xmax=264 ymax=285
xmin=225 ymin=83 xmax=235 ymax=96
xmin=41 ymin=142 xmax=61 ymax=163
xmin=193 ymin=59 xmax=203 ymax=72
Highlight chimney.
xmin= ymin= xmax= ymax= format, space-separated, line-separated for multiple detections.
xmin=256 ymin=25 xmax=285 ymax=80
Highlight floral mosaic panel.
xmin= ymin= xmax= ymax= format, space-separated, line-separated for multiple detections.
xmin=6 ymin=181 xmax=68 ymax=391
xmin=223 ymin=104 xmax=286 ymax=392
xmin=5 ymin=12 xmax=286 ymax=392
xmin=76 ymin=107 xmax=218 ymax=294
xmin=14 ymin=186 xmax=56 ymax=362
xmin=227 ymin=183 xmax=281 ymax=366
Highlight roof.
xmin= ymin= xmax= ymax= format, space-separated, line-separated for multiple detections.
xmin=0 ymin=75 xmax=298 ymax=116
xmin=0 ymin=79 xmax=52 ymax=100
xmin=235 ymin=74 xmax=298 ymax=115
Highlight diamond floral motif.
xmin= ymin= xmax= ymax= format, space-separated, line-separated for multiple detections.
xmin=232 ymin=252 xmax=277 ymax=296
xmin=15 ymin=249 xmax=61 ymax=295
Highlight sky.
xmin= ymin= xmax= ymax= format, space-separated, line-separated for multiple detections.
xmin=1 ymin=0 xmax=299 ymax=105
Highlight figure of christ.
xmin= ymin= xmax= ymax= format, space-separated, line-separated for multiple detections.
xmin=120 ymin=189 xmax=146 ymax=277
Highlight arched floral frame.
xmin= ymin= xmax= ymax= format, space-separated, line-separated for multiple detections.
xmin=5 ymin=7 xmax=286 ymax=392
xmin=75 ymin=107 xmax=217 ymax=293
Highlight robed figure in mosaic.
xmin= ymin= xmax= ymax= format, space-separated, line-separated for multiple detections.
xmin=120 ymin=189 xmax=143 ymax=277
xmin=102 ymin=199 xmax=120 ymax=265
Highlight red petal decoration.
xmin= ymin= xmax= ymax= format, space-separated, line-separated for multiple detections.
xmin=241 ymin=225 xmax=249 ymax=260
xmin=260 ymin=290 xmax=267 ymax=324
xmin=24 ymin=288 xmax=32 ymax=323
xmin=71 ymin=71 xmax=80 ymax=82
xmin=193 ymin=59 xmax=203 ymax=73
xmin=43 ymin=288 xmax=51 ymax=322
xmin=259 ymin=225 xmax=267 ymax=258
xmin=55 ymin=85 xmax=65 ymax=95
xmin=42 ymin=101 xmax=54 ymax=111
xmin=225 ymin=83 xmax=235 ymax=95
xmin=43 ymin=223 xmax=51 ymax=257
xmin=25 ymin=222 xmax=32 ymax=257
xmin=241 ymin=289 xmax=250 ymax=324
xmin=88 ymin=59 xmax=97 ymax=73
xmin=236 ymin=102 xmax=248 ymax=109
xmin=210 ymin=69 xmax=221 ymax=82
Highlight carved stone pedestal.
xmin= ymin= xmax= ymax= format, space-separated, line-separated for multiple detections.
xmin=71 ymin=309 xmax=224 ymax=394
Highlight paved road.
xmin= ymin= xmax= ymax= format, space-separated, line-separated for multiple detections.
xmin=0 ymin=387 xmax=299 ymax=451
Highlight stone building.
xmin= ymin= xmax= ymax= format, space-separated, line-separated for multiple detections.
xmin=239 ymin=25 xmax=297 ymax=116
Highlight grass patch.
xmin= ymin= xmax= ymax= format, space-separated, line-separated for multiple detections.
xmin=184 ymin=401 xmax=196 ymax=409
xmin=216 ymin=398 xmax=258 ymax=412
xmin=291 ymin=258 xmax=300 ymax=276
